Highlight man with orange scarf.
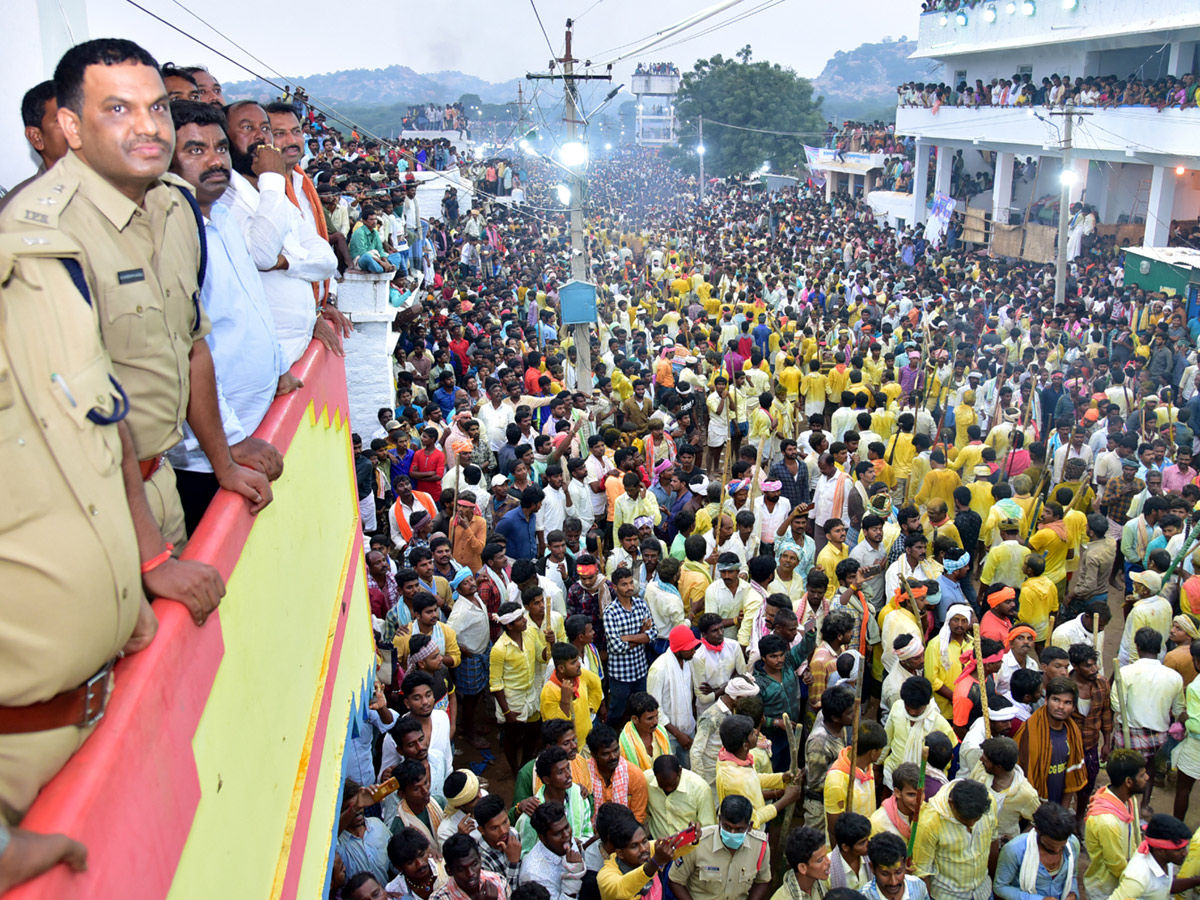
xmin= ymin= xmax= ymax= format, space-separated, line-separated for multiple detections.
xmin=264 ymin=101 xmax=353 ymax=351
xmin=1016 ymin=676 xmax=1086 ymax=806
xmin=1083 ymin=749 xmax=1146 ymax=900
xmin=824 ymin=720 xmax=886 ymax=837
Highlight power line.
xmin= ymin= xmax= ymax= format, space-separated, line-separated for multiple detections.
xmin=529 ymin=0 xmax=558 ymax=60
xmin=645 ymin=0 xmax=787 ymax=57
xmin=120 ymin=0 xmax=560 ymax=228
xmin=572 ymin=0 xmax=607 ymax=22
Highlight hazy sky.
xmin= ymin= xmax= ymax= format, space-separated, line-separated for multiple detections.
xmin=87 ymin=0 xmax=916 ymax=88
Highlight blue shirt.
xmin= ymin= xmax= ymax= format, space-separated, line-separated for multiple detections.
xmin=993 ymin=832 xmax=1079 ymax=900
xmin=168 ymin=202 xmax=286 ymax=474
xmin=496 ymin=506 xmax=538 ymax=560
xmin=432 ymin=385 xmax=458 ymax=417
xmin=935 ymin=574 xmax=967 ymax=626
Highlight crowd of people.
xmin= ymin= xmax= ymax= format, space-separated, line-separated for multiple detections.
xmin=634 ymin=63 xmax=680 ymax=78
xmin=8 ymin=32 xmax=1200 ymax=900
xmin=404 ymin=102 xmax=473 ymax=135
xmin=898 ymin=72 xmax=1200 ymax=111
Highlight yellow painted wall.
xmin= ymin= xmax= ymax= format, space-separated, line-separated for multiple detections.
xmin=167 ymin=403 xmax=374 ymax=900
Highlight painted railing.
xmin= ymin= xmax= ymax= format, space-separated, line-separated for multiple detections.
xmin=10 ymin=340 xmax=374 ymax=900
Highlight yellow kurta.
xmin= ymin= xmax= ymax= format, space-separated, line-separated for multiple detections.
xmin=716 ymin=757 xmax=786 ymax=829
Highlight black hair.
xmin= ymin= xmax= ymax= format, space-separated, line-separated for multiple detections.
xmin=628 ymin=692 xmax=659 ymax=717
xmin=1144 ymin=812 xmax=1192 ymax=845
xmin=387 ymin=826 xmax=431 ymax=867
xmin=55 ymin=39 xmax=160 ymax=115
xmin=1135 ymin=626 xmax=1163 ymax=656
xmin=833 ymin=811 xmax=872 ymax=850
xmin=1010 ymin=668 xmax=1043 ymax=702
xmin=474 ymin=793 xmax=508 ymax=825
xmin=531 ymin=800 xmax=567 ymax=836
xmin=785 ymin=826 xmax=826 ymax=871
xmin=719 ymin=794 xmax=753 ymax=825
xmin=395 ymin=759 xmax=427 ymax=791
xmin=401 ymin=670 xmax=435 ymax=697
xmin=899 ymin=676 xmax=933 ymax=708
xmin=263 ymin=100 xmax=301 ymax=120
xmin=857 ymin=721 xmax=886 ymax=754
xmin=535 ymin=745 xmax=570 ymax=780
xmin=442 ymin=833 xmax=480 ymax=868
xmin=1032 ymin=802 xmax=1078 ymax=842
xmin=948 ymin=779 xmax=991 ymax=820
xmin=822 ymin=684 xmax=856 ymax=720
xmin=925 ymin=732 xmax=954 ymax=770
xmin=981 ymin=736 xmax=1019 ymax=772
xmin=1105 ymin=748 xmax=1147 ymax=789
xmin=21 ymin=80 xmax=56 ymax=128
xmin=866 ymin=831 xmax=908 ymax=869
xmin=586 ymin=723 xmax=618 ymax=756
xmin=892 ymin=762 xmax=921 ymax=791
xmin=344 ymin=873 xmax=381 ymax=895
xmin=719 ymin=714 xmax=756 ymax=753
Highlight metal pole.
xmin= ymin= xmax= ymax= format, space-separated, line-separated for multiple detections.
xmin=698 ymin=115 xmax=705 ymax=203
xmin=563 ymin=24 xmax=594 ymax=392
xmin=1054 ymin=107 xmax=1074 ymax=315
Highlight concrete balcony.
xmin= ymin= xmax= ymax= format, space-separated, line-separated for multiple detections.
xmin=895 ymin=104 xmax=1199 ymax=167
xmin=914 ymin=0 xmax=1200 ymax=58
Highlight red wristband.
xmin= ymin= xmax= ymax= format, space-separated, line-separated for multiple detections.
xmin=141 ymin=544 xmax=174 ymax=575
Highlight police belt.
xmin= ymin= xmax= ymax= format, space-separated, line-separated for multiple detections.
xmin=0 ymin=659 xmax=116 ymax=734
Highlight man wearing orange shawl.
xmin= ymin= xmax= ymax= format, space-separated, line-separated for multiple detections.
xmin=1016 ymin=675 xmax=1086 ymax=805
xmin=1083 ymin=749 xmax=1146 ymax=900
xmin=824 ymin=721 xmax=886 ymax=837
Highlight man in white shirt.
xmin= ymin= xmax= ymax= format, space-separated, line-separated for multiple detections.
xmin=165 ymin=101 xmax=295 ymax=532
xmin=1113 ymin=626 xmax=1184 ymax=808
xmin=219 ymin=101 xmax=338 ymax=367
xmin=812 ymin=453 xmax=852 ymax=555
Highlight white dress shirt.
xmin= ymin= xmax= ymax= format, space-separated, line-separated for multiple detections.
xmin=219 ymin=170 xmax=337 ymax=366
xmin=167 ymin=203 xmax=287 ymax=473
xmin=1113 ymin=656 xmax=1184 ymax=733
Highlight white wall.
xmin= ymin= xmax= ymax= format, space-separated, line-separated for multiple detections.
xmin=0 ymin=0 xmax=88 ymax=193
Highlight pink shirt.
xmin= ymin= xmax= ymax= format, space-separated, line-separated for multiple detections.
xmin=1162 ymin=463 xmax=1195 ymax=494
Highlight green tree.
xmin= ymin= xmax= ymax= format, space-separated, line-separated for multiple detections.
xmin=674 ymin=47 xmax=824 ymax=176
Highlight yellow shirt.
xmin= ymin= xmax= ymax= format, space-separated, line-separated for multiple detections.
xmin=778 ymin=365 xmax=802 ymax=400
xmin=817 ymin=542 xmax=850 ymax=600
xmin=871 ymin=408 xmax=896 ymax=442
xmin=716 ymin=757 xmax=786 ymax=829
xmin=913 ymin=469 xmax=961 ymax=511
xmin=953 ymin=405 xmax=977 ymax=449
xmin=911 ymin=790 xmax=997 ymax=898
xmin=1018 ymin=576 xmax=1059 ymax=641
xmin=489 ymin=632 xmax=539 ymax=711
xmin=884 ymin=434 xmax=916 ymax=479
xmin=801 ymin=371 xmax=828 ymax=406
xmin=824 ymin=764 xmax=877 ymax=819
xmin=952 ymin=443 xmax=986 ymax=480
xmin=1029 ymin=525 xmax=1069 ymax=584
xmin=922 ymin=518 xmax=963 ymax=549
xmin=980 ymin=541 xmax=1031 ymax=589
xmin=644 ymin=767 xmax=717 ymax=837
xmin=925 ymin=637 xmax=968 ymax=719
xmin=827 ymin=366 xmax=851 ymax=401
xmin=540 ymin=667 xmax=604 ymax=746
xmin=967 ymin=481 xmax=994 ymax=523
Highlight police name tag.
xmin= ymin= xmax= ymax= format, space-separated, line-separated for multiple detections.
xmin=117 ymin=269 xmax=145 ymax=285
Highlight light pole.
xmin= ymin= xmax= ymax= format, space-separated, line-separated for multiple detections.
xmin=697 ymin=115 xmax=705 ymax=202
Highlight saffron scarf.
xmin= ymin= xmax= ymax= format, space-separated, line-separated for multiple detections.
xmin=1018 ymin=707 xmax=1087 ymax=796
xmin=880 ymin=796 xmax=912 ymax=840
xmin=830 ymin=746 xmax=874 ymax=784
xmin=620 ymin=721 xmax=671 ymax=770
xmin=283 ymin=166 xmax=330 ymax=304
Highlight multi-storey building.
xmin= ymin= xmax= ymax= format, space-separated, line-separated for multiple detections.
xmin=892 ymin=0 xmax=1199 ymax=246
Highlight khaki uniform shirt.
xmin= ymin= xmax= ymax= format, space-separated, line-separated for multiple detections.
xmin=668 ymin=823 xmax=771 ymax=900
xmin=0 ymin=150 xmax=210 ymax=461
xmin=0 ymin=231 xmax=140 ymax=705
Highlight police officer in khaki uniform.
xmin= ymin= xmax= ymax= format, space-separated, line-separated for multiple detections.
xmin=668 ymin=797 xmax=773 ymax=900
xmin=0 ymin=39 xmax=271 ymax=556
xmin=0 ymin=231 xmax=156 ymax=825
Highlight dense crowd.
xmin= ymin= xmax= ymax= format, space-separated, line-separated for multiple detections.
xmin=405 ymin=102 xmax=473 ymax=135
xmin=634 ymin=63 xmax=680 ymax=77
xmin=898 ymin=73 xmax=1200 ymax=110
xmin=7 ymin=33 xmax=1200 ymax=900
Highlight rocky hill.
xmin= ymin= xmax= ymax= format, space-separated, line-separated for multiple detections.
xmin=222 ymin=65 xmax=521 ymax=106
xmin=812 ymin=38 xmax=936 ymax=123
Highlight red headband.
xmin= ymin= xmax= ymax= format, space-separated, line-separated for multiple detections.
xmin=1139 ymin=837 xmax=1189 ymax=853
xmin=1006 ymin=625 xmax=1037 ymax=646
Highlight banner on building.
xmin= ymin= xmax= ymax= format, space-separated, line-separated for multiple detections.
xmin=924 ymin=191 xmax=957 ymax=248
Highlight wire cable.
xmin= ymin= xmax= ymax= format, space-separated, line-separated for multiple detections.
xmin=121 ymin=0 xmax=560 ymax=228
xmin=572 ymin=0 xmax=607 ymax=23
xmin=529 ymin=0 xmax=558 ymax=60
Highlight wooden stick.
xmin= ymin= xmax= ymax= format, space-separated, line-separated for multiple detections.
xmin=1114 ymin=663 xmax=1142 ymax=834
xmin=906 ymin=747 xmax=929 ymax=860
xmin=775 ymin=713 xmax=803 ymax=876
xmin=898 ymin=572 xmax=924 ymax=627
xmin=972 ymin=623 xmax=991 ymax=738
xmin=711 ymin=392 xmax=736 ymax=582
xmin=846 ymin=671 xmax=864 ymax=815
xmin=1093 ymin=615 xmax=1103 ymax=679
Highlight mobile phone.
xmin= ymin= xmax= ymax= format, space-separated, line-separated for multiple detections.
xmin=676 ymin=825 xmax=698 ymax=845
xmin=371 ymin=777 xmax=399 ymax=802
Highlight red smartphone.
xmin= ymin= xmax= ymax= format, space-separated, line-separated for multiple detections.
xmin=676 ymin=825 xmax=698 ymax=845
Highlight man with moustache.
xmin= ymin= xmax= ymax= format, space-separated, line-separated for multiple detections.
xmin=180 ymin=65 xmax=224 ymax=106
xmin=218 ymin=99 xmax=339 ymax=367
xmin=265 ymin=101 xmax=353 ymax=347
xmin=165 ymin=100 xmax=299 ymax=531
xmin=0 ymin=38 xmax=269 ymax=554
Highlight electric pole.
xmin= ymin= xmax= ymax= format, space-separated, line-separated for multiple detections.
xmin=698 ymin=115 xmax=705 ymax=203
xmin=1049 ymin=106 xmax=1090 ymax=314
xmin=528 ymin=20 xmax=612 ymax=393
